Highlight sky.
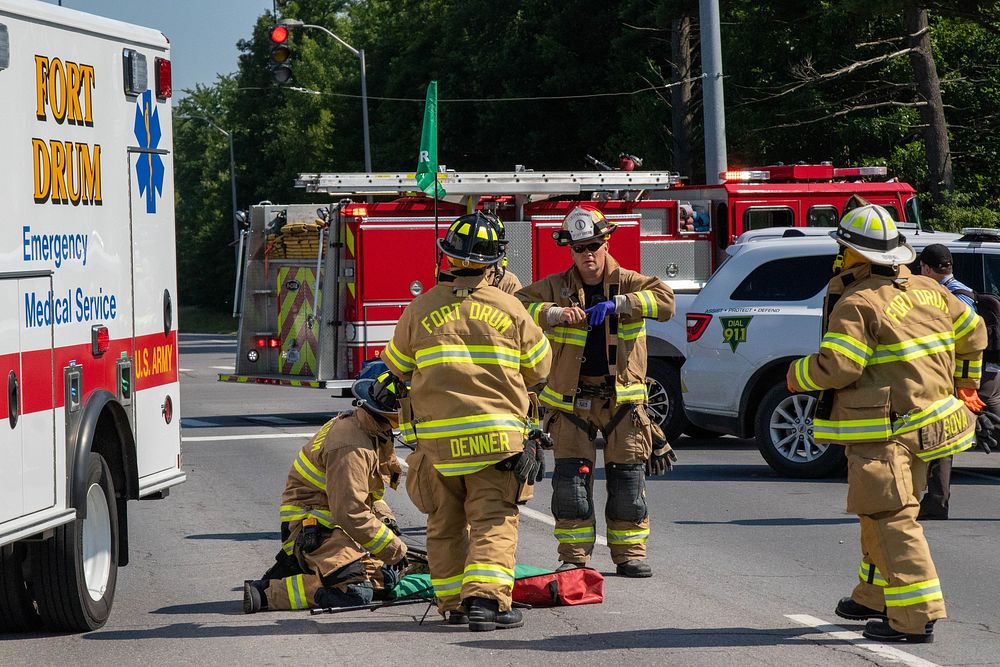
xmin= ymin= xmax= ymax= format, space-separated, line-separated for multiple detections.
xmin=41 ymin=0 xmax=274 ymax=98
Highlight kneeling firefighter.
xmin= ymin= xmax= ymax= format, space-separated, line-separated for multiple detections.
xmin=382 ymin=212 xmax=552 ymax=631
xmin=243 ymin=365 xmax=409 ymax=613
xmin=786 ymin=201 xmax=986 ymax=643
xmin=516 ymin=205 xmax=675 ymax=578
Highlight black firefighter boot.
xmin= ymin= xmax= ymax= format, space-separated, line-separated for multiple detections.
xmin=447 ymin=610 xmax=469 ymax=625
xmin=466 ymin=597 xmax=523 ymax=632
xmin=863 ymin=619 xmax=935 ymax=643
xmin=243 ymin=580 xmax=269 ymax=614
xmin=835 ymin=597 xmax=887 ymax=621
xmin=616 ymin=559 xmax=652 ymax=578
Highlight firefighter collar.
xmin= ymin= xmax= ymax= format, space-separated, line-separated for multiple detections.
xmin=440 ymin=271 xmax=491 ymax=297
xmin=565 ymin=253 xmax=623 ymax=301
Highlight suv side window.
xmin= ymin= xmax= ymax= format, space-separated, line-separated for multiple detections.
xmin=744 ymin=206 xmax=794 ymax=231
xmin=730 ymin=255 xmax=837 ymax=301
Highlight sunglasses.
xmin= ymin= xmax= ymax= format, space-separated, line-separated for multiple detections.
xmin=571 ymin=241 xmax=605 ymax=254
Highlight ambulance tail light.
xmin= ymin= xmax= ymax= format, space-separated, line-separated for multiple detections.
xmin=833 ymin=166 xmax=887 ymax=178
xmin=91 ymin=325 xmax=110 ymax=356
xmin=721 ymin=169 xmax=770 ymax=182
xmin=686 ymin=313 xmax=712 ymax=342
xmin=155 ymin=57 xmax=172 ymax=100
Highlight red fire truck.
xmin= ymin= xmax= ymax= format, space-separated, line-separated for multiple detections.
xmin=221 ymin=164 xmax=920 ymax=440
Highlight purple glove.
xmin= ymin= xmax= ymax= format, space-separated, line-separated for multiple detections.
xmin=585 ymin=300 xmax=617 ymax=326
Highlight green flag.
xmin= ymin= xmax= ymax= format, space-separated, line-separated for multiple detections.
xmin=416 ymin=81 xmax=445 ymax=198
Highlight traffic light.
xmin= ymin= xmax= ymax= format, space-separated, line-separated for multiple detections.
xmin=269 ymin=25 xmax=293 ymax=85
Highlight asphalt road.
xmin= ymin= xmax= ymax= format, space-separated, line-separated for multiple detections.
xmin=3 ymin=333 xmax=998 ymax=666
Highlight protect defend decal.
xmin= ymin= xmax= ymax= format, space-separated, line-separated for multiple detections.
xmin=721 ymin=316 xmax=752 ymax=352
xmin=133 ymin=89 xmax=165 ymax=213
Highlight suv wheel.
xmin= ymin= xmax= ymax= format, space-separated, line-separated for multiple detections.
xmin=646 ymin=358 xmax=687 ymax=443
xmin=754 ymin=383 xmax=844 ymax=478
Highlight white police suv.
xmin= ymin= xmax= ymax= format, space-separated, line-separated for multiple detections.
xmin=679 ymin=226 xmax=1000 ymax=477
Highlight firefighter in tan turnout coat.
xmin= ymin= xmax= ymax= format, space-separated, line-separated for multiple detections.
xmin=382 ymin=212 xmax=551 ymax=632
xmin=243 ymin=367 xmax=409 ymax=613
xmin=786 ymin=203 xmax=986 ymax=643
xmin=517 ymin=206 xmax=675 ymax=578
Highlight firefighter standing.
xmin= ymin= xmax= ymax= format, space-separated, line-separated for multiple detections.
xmin=517 ymin=206 xmax=675 ymax=578
xmin=786 ymin=204 xmax=986 ymax=643
xmin=243 ymin=366 xmax=409 ymax=613
xmin=382 ymin=212 xmax=551 ymax=631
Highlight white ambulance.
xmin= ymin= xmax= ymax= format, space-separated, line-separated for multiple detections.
xmin=0 ymin=0 xmax=183 ymax=632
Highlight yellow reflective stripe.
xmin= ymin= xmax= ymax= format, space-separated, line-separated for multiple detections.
xmin=287 ymin=574 xmax=308 ymax=610
xmin=433 ymin=460 xmax=503 ymax=476
xmin=414 ymin=413 xmax=526 ymax=439
xmin=526 ymin=302 xmax=545 ymax=326
xmin=858 ymin=561 xmax=887 ymax=587
xmin=869 ymin=332 xmax=955 ymax=365
xmin=431 ymin=573 xmax=463 ymax=597
xmin=385 ymin=339 xmax=416 ymax=372
xmin=463 ymin=563 xmax=515 ymax=586
xmin=615 ymin=382 xmax=648 ymax=402
xmin=371 ymin=486 xmax=385 ymax=501
xmin=362 ymin=522 xmax=393 ymax=555
xmin=917 ymin=431 xmax=976 ymax=461
xmin=607 ymin=527 xmax=649 ymax=544
xmin=953 ymin=307 xmax=980 ymax=340
xmin=635 ymin=290 xmax=658 ymax=318
xmin=546 ymin=326 xmax=588 ymax=346
xmin=954 ymin=359 xmax=982 ymax=379
xmin=282 ymin=539 xmax=295 ymax=556
xmin=399 ymin=421 xmax=417 ymax=445
xmin=814 ymin=417 xmax=892 ymax=441
xmin=892 ymin=396 xmax=963 ymax=435
xmin=279 ymin=505 xmax=336 ymax=528
xmin=821 ymin=332 xmax=872 ymax=366
xmin=884 ymin=578 xmax=943 ymax=607
xmin=554 ymin=526 xmax=596 ymax=543
xmin=793 ymin=356 xmax=822 ymax=391
xmin=520 ymin=337 xmax=551 ymax=368
xmin=619 ymin=320 xmax=646 ymax=340
xmin=415 ymin=343 xmax=521 ymax=369
xmin=293 ymin=451 xmax=326 ymax=490
xmin=539 ymin=385 xmax=574 ymax=411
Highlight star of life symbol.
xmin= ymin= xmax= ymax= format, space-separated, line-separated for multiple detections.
xmin=133 ymin=90 xmax=165 ymax=214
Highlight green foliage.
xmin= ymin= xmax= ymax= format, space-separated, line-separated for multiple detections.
xmin=171 ymin=0 xmax=1000 ymax=313
xmin=925 ymin=190 xmax=1000 ymax=233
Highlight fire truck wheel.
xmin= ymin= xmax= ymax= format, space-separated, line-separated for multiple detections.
xmin=645 ymin=358 xmax=688 ymax=443
xmin=0 ymin=543 xmax=40 ymax=632
xmin=30 ymin=452 xmax=119 ymax=631
xmin=754 ymin=383 xmax=845 ymax=478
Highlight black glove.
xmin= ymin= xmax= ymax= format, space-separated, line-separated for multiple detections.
xmin=645 ymin=442 xmax=677 ymax=476
xmin=380 ymin=555 xmax=408 ymax=590
xmin=512 ymin=436 xmax=543 ymax=484
xmin=975 ymin=411 xmax=1000 ymax=454
xmin=382 ymin=516 xmax=401 ymax=536
xmin=527 ymin=428 xmax=554 ymax=450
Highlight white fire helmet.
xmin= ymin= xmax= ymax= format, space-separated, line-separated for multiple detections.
xmin=832 ymin=204 xmax=915 ymax=266
xmin=551 ymin=206 xmax=616 ymax=246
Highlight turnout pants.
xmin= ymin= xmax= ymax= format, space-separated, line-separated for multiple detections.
xmin=547 ymin=394 xmax=653 ymax=565
xmin=846 ymin=441 xmax=946 ymax=634
xmin=264 ymin=523 xmax=384 ymax=611
xmin=424 ymin=464 xmax=521 ymax=614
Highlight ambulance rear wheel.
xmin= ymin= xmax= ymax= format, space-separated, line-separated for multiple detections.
xmin=30 ymin=452 xmax=118 ymax=631
xmin=755 ymin=383 xmax=844 ymax=478
xmin=646 ymin=358 xmax=688 ymax=443
xmin=0 ymin=543 xmax=40 ymax=632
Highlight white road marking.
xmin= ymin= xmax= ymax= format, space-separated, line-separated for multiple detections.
xmin=179 ymin=368 xmax=193 ymax=372
xmin=210 ymin=365 xmax=236 ymax=370
xmin=182 ymin=432 xmax=313 ymax=442
xmin=397 ymin=454 xmax=608 ymax=546
xmin=785 ymin=614 xmax=940 ymax=667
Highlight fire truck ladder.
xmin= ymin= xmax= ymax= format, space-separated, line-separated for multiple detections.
xmin=296 ymin=171 xmax=683 ymax=196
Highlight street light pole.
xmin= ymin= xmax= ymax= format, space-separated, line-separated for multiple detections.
xmin=278 ymin=18 xmax=372 ymax=172
xmin=179 ymin=115 xmax=240 ymax=259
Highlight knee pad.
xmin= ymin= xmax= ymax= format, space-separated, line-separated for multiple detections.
xmin=606 ymin=462 xmax=648 ymax=523
xmin=551 ymin=458 xmax=594 ymax=520
xmin=314 ymin=580 xmax=374 ymax=608
xmin=320 ymin=557 xmax=367 ymax=589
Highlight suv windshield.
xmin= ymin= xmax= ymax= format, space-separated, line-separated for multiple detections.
xmin=731 ymin=254 xmax=836 ymax=301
